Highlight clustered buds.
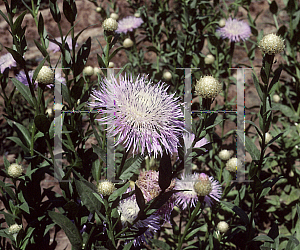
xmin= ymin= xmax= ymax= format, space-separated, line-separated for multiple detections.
xmin=225 ymin=157 xmax=242 ymax=172
xmin=195 ymin=76 xmax=222 ymax=99
xmin=258 ymin=34 xmax=285 ymax=55
xmin=8 ymin=224 xmax=22 ymax=234
xmin=36 ymin=66 xmax=55 ymax=85
xmin=97 ymin=180 xmax=115 ymax=196
xmin=217 ymin=221 xmax=229 ymax=233
xmin=194 ymin=173 xmax=212 ymax=197
xmin=218 ymin=149 xmax=231 ymax=161
xmin=7 ymin=163 xmax=23 ymax=178
xmin=103 ymin=18 xmax=118 ymax=32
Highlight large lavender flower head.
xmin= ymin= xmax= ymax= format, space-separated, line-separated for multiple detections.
xmin=0 ymin=53 xmax=16 ymax=73
xmin=89 ymin=74 xmax=184 ymax=157
xmin=217 ymin=17 xmax=251 ymax=42
xmin=174 ymin=173 xmax=222 ymax=210
xmin=117 ymin=194 xmax=160 ymax=246
xmin=116 ymin=16 xmax=143 ymax=34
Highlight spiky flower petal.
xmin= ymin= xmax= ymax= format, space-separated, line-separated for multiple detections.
xmin=217 ymin=18 xmax=251 ymax=42
xmin=89 ymin=74 xmax=184 ymax=157
xmin=258 ymin=34 xmax=285 ymax=55
xmin=174 ymin=173 xmax=222 ymax=209
xmin=195 ymin=75 xmax=222 ymax=99
xmin=116 ymin=16 xmax=143 ymax=34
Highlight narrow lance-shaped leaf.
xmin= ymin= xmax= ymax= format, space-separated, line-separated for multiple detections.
xmin=159 ymin=152 xmax=172 ymax=192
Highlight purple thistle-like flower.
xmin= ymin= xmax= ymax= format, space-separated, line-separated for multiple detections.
xmin=116 ymin=16 xmax=143 ymax=34
xmin=174 ymin=173 xmax=222 ymax=210
xmin=217 ymin=18 xmax=251 ymax=42
xmin=89 ymin=74 xmax=184 ymax=157
xmin=0 ymin=53 xmax=17 ymax=73
xmin=118 ymin=194 xmax=160 ymax=246
xmin=48 ymin=36 xmax=77 ymax=53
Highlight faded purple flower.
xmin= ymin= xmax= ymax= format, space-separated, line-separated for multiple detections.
xmin=89 ymin=74 xmax=184 ymax=157
xmin=48 ymin=36 xmax=77 ymax=53
xmin=116 ymin=16 xmax=143 ymax=34
xmin=174 ymin=173 xmax=222 ymax=210
xmin=183 ymin=132 xmax=209 ymax=154
xmin=0 ymin=53 xmax=16 ymax=73
xmin=118 ymin=193 xmax=160 ymax=246
xmin=216 ymin=18 xmax=251 ymax=42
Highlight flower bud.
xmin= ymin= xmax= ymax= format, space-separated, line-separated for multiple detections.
xmin=258 ymin=34 xmax=285 ymax=55
xmin=163 ymin=71 xmax=172 ymax=81
xmin=225 ymin=157 xmax=242 ymax=172
xmin=36 ymin=66 xmax=55 ymax=85
xmin=93 ymin=67 xmax=103 ymax=76
xmin=8 ymin=224 xmax=22 ymax=234
xmin=219 ymin=18 xmax=226 ymax=27
xmin=273 ymin=94 xmax=280 ymax=103
xmin=110 ymin=13 xmax=119 ymax=20
xmin=96 ymin=7 xmax=102 ymax=13
xmin=134 ymin=12 xmax=141 ymax=18
xmin=194 ymin=173 xmax=212 ymax=197
xmin=123 ymin=38 xmax=134 ymax=48
xmin=7 ymin=163 xmax=23 ymax=178
xmin=195 ymin=76 xmax=222 ymax=99
xmin=259 ymin=132 xmax=272 ymax=144
xmin=108 ymin=62 xmax=115 ymax=68
xmin=103 ymin=18 xmax=118 ymax=32
xmin=97 ymin=180 xmax=115 ymax=196
xmin=217 ymin=221 xmax=229 ymax=233
xmin=204 ymin=54 xmax=215 ymax=64
xmin=83 ymin=66 xmax=94 ymax=76
xmin=218 ymin=149 xmax=231 ymax=161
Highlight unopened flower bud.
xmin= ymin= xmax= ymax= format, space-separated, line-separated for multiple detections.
xmin=96 ymin=7 xmax=102 ymax=13
xmin=108 ymin=62 xmax=115 ymax=68
xmin=195 ymin=76 xmax=222 ymax=99
xmin=258 ymin=34 xmax=285 ymax=55
xmin=97 ymin=180 xmax=115 ymax=196
xmin=163 ymin=71 xmax=172 ymax=81
xmin=134 ymin=12 xmax=141 ymax=18
xmin=194 ymin=173 xmax=212 ymax=197
xmin=8 ymin=224 xmax=22 ymax=234
xmin=93 ymin=67 xmax=103 ymax=76
xmin=83 ymin=66 xmax=94 ymax=76
xmin=110 ymin=13 xmax=119 ymax=20
xmin=218 ymin=149 xmax=231 ymax=161
xmin=217 ymin=221 xmax=229 ymax=233
xmin=225 ymin=157 xmax=242 ymax=172
xmin=36 ymin=66 xmax=55 ymax=85
xmin=219 ymin=18 xmax=226 ymax=27
xmin=7 ymin=163 xmax=23 ymax=178
xmin=259 ymin=132 xmax=272 ymax=144
xmin=103 ymin=18 xmax=118 ymax=32
xmin=273 ymin=94 xmax=280 ymax=103
xmin=123 ymin=38 xmax=134 ymax=48
xmin=204 ymin=54 xmax=215 ymax=64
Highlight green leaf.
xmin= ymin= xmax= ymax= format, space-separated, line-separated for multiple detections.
xmin=48 ymin=211 xmax=82 ymax=250
xmin=159 ymin=152 xmax=172 ymax=192
xmin=7 ymin=136 xmax=30 ymax=153
xmin=252 ymin=72 xmax=263 ymax=101
xmin=63 ymin=0 xmax=77 ymax=23
xmin=7 ymin=119 xmax=31 ymax=148
xmin=97 ymin=54 xmax=106 ymax=68
xmin=253 ymin=235 xmax=274 ymax=242
xmin=75 ymin=180 xmax=102 ymax=213
xmin=108 ymin=182 xmax=130 ymax=203
xmin=11 ymin=78 xmax=34 ymax=107
xmin=221 ymin=201 xmax=249 ymax=225
xmin=74 ymin=37 xmax=91 ymax=77
xmin=34 ymin=114 xmax=51 ymax=134
xmin=152 ymin=239 xmax=171 ymax=250
xmin=0 ymin=181 xmax=16 ymax=200
xmin=269 ymin=0 xmax=278 ymax=14
xmin=268 ymin=67 xmax=282 ymax=93
xmin=5 ymin=47 xmax=26 ymax=67
xmin=185 ymin=227 xmax=202 ymax=241
xmin=49 ymin=0 xmax=61 ymax=23
xmin=12 ymin=10 xmax=27 ymax=34
xmin=34 ymin=39 xmax=49 ymax=60
xmin=244 ymin=135 xmax=260 ymax=161
xmin=119 ymin=154 xmax=143 ymax=180
xmin=71 ymin=77 xmax=84 ymax=100
xmin=108 ymin=46 xmax=124 ymax=62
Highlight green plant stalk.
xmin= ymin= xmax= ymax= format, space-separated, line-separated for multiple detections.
xmin=177 ymin=199 xmax=203 ymax=250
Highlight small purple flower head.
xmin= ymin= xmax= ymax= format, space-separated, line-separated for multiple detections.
xmin=116 ymin=16 xmax=143 ymax=34
xmin=118 ymin=194 xmax=160 ymax=246
xmin=48 ymin=36 xmax=77 ymax=53
xmin=216 ymin=18 xmax=251 ymax=42
xmin=0 ymin=53 xmax=16 ymax=73
xmin=183 ymin=132 xmax=209 ymax=154
xmin=88 ymin=74 xmax=184 ymax=157
xmin=174 ymin=173 xmax=222 ymax=210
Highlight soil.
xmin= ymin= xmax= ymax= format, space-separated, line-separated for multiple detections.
xmin=0 ymin=0 xmax=293 ymax=249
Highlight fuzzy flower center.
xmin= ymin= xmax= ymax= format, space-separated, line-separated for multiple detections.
xmin=119 ymin=199 xmax=140 ymax=225
xmin=194 ymin=174 xmax=212 ymax=197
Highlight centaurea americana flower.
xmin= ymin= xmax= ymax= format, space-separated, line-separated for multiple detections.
xmin=0 ymin=53 xmax=16 ymax=73
xmin=116 ymin=16 xmax=143 ymax=34
xmin=216 ymin=17 xmax=251 ymax=42
xmin=174 ymin=173 xmax=222 ymax=209
xmin=89 ymin=74 xmax=184 ymax=157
